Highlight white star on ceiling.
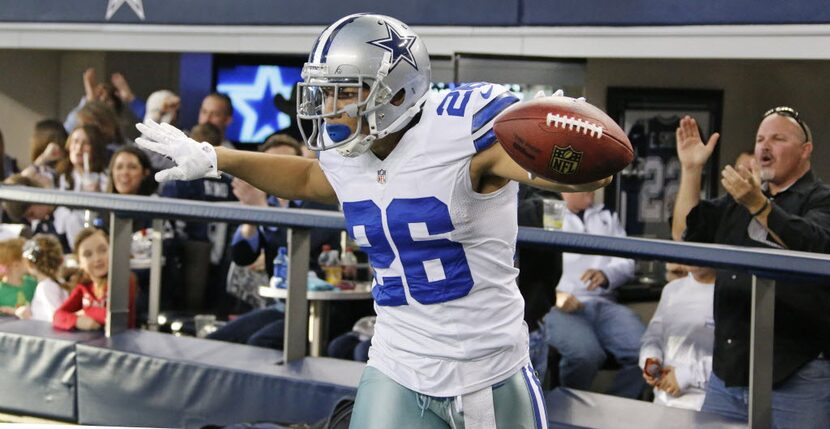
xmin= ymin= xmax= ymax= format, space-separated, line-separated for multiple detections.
xmin=106 ymin=0 xmax=145 ymax=20
xmin=217 ymin=66 xmax=293 ymax=143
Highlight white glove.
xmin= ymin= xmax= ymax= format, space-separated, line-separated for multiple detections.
xmin=135 ymin=120 xmax=220 ymax=182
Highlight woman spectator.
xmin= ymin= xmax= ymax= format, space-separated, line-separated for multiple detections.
xmin=106 ymin=145 xmax=157 ymax=197
xmin=58 ymin=125 xmax=109 ymax=192
xmin=21 ymin=119 xmax=68 ymax=189
xmin=30 ymin=119 xmax=68 ymax=168
xmin=15 ymin=234 xmax=70 ymax=322
xmin=0 ymin=238 xmax=38 ymax=316
xmin=103 ymin=146 xmax=160 ymax=317
xmin=53 ymin=228 xmax=136 ymax=331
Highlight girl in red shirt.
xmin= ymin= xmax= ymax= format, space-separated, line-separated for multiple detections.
xmin=53 ymin=227 xmax=135 ymax=331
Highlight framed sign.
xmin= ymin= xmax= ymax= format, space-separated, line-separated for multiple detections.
xmin=605 ymin=88 xmax=723 ymax=239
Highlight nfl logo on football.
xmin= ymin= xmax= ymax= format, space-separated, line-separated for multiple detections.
xmin=377 ymin=169 xmax=387 ymax=185
xmin=549 ymin=145 xmax=583 ymax=175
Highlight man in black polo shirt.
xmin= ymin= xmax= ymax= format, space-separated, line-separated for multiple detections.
xmin=672 ymin=108 xmax=830 ymax=428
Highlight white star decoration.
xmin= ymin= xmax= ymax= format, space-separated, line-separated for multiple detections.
xmin=217 ymin=66 xmax=293 ymax=143
xmin=106 ymin=0 xmax=145 ymax=20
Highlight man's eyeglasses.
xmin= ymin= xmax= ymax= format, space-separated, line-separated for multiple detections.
xmin=763 ymin=106 xmax=812 ymax=143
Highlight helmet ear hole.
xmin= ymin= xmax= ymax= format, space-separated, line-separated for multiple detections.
xmin=390 ymin=89 xmax=406 ymax=107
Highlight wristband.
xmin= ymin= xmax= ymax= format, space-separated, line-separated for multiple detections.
xmin=751 ymin=198 xmax=770 ymax=217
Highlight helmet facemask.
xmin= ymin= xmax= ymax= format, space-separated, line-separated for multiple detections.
xmin=297 ymin=59 xmax=395 ymax=157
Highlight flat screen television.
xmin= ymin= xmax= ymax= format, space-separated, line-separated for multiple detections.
xmin=213 ymin=54 xmax=306 ymax=145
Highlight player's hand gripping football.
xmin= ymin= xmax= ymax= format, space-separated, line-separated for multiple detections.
xmin=135 ymin=120 xmax=220 ymax=182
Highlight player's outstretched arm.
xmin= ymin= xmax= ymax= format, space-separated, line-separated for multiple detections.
xmin=216 ymin=147 xmax=337 ymax=204
xmin=475 ymin=141 xmax=612 ymax=193
xmin=136 ymin=120 xmax=338 ymax=205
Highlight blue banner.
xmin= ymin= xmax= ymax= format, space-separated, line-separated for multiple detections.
xmin=0 ymin=0 xmax=827 ymax=26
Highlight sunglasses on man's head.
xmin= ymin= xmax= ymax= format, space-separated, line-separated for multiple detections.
xmin=763 ymin=106 xmax=812 ymax=143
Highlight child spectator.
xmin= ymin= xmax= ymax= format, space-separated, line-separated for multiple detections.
xmin=0 ymin=238 xmax=38 ymax=316
xmin=15 ymin=234 xmax=70 ymax=322
xmin=2 ymin=174 xmax=84 ymax=252
xmin=53 ymin=228 xmax=136 ymax=331
xmin=640 ymin=265 xmax=715 ymax=410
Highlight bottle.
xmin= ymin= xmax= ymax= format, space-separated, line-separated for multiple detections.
xmin=341 ymin=248 xmax=358 ymax=281
xmin=270 ymin=246 xmax=289 ymax=288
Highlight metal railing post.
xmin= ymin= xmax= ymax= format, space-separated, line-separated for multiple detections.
xmin=283 ymin=227 xmax=310 ymax=362
xmin=147 ymin=218 xmax=164 ymax=331
xmin=106 ymin=213 xmax=133 ymax=337
xmin=749 ymin=275 xmax=775 ymax=429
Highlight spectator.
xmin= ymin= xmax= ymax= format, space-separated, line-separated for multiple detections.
xmin=139 ymin=90 xmax=183 ymax=171
xmin=198 ymin=93 xmax=234 ymax=148
xmin=103 ymin=146 xmax=162 ymax=318
xmin=664 ymin=262 xmax=690 ymax=283
xmin=144 ymin=90 xmax=181 ymax=126
xmin=106 ymin=145 xmax=157 ymax=197
xmin=0 ymin=238 xmax=37 ymax=316
xmin=76 ymin=101 xmax=127 ymax=161
xmin=29 ymin=119 xmax=68 ymax=169
xmin=515 ymin=185 xmax=564 ymax=382
xmin=207 ymin=134 xmax=345 ymax=349
xmin=57 ymin=125 xmax=109 ymax=192
xmin=64 ymin=68 xmax=139 ymax=142
xmin=2 ymin=174 xmax=83 ymax=252
xmin=542 ymin=190 xmax=645 ymax=398
xmin=159 ymin=121 xmax=237 ymax=312
xmin=21 ymin=119 xmax=68 ymax=189
xmin=327 ymin=316 xmax=375 ymax=362
xmin=673 ymin=108 xmax=830 ymax=427
xmin=640 ymin=265 xmax=715 ymax=410
xmin=15 ymin=234 xmax=70 ymax=322
xmin=53 ymin=228 xmax=136 ymax=331
xmin=0 ymin=129 xmax=20 ymax=180
xmin=110 ymin=72 xmax=146 ymax=121
xmin=191 ymin=123 xmax=222 ymax=147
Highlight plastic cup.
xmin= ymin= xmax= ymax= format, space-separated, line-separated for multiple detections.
xmin=542 ymin=199 xmax=566 ymax=230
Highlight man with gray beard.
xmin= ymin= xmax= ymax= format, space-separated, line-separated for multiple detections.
xmin=672 ymin=108 xmax=830 ymax=428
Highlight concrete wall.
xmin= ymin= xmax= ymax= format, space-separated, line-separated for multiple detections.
xmin=0 ymin=50 xmax=178 ymax=167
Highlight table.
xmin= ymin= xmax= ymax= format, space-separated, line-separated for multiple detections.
xmin=259 ymin=283 xmax=373 ymax=357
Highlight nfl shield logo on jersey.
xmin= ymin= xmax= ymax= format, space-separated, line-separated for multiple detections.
xmin=377 ymin=169 xmax=387 ymax=184
xmin=549 ymin=145 xmax=583 ymax=175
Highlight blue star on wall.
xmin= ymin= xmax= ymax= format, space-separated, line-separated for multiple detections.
xmin=217 ymin=66 xmax=298 ymax=143
xmin=367 ymin=23 xmax=418 ymax=71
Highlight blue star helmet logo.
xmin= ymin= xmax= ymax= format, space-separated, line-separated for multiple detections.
xmin=367 ymin=22 xmax=419 ymax=71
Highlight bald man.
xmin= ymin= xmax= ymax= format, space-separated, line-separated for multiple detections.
xmin=672 ymin=107 xmax=830 ymax=428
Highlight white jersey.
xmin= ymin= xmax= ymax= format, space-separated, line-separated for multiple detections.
xmin=319 ymin=83 xmax=526 ymax=397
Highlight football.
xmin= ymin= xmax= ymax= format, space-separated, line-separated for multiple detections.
xmin=493 ymin=96 xmax=633 ymax=184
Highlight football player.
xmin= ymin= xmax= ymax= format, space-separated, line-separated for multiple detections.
xmin=137 ymin=13 xmax=610 ymax=429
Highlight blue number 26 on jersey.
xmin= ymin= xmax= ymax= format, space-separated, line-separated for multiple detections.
xmin=342 ymin=197 xmax=474 ymax=307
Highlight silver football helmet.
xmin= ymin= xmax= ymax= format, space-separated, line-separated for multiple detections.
xmin=297 ymin=13 xmax=431 ymax=157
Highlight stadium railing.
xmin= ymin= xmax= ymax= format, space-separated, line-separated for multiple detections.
xmin=2 ymin=186 xmax=828 ymax=429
